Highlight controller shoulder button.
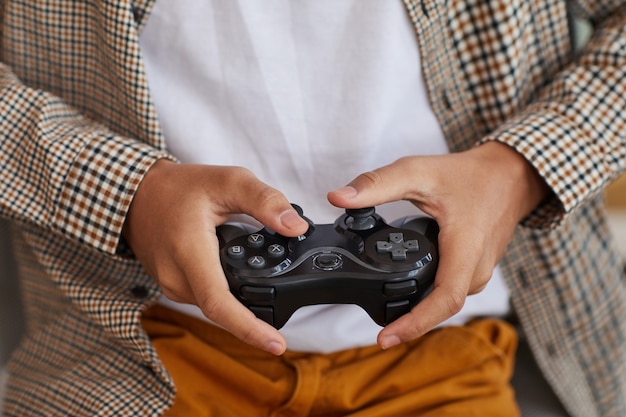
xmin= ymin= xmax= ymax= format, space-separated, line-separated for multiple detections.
xmin=240 ymin=286 xmax=276 ymax=301
xmin=385 ymin=300 xmax=411 ymax=324
xmin=249 ymin=305 xmax=274 ymax=326
xmin=383 ymin=280 xmax=417 ymax=297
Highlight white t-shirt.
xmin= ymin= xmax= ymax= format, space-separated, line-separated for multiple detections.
xmin=139 ymin=0 xmax=510 ymax=352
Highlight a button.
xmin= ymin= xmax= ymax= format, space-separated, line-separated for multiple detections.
xmin=247 ymin=256 xmax=266 ymax=269
xmin=240 ymin=286 xmax=276 ymax=302
xmin=267 ymin=244 xmax=285 ymax=258
xmin=313 ymin=253 xmax=342 ymax=270
xmin=384 ymin=280 xmax=417 ymax=297
xmin=385 ymin=300 xmax=410 ymax=324
xmin=227 ymin=245 xmax=246 ymax=259
xmin=249 ymin=306 xmax=274 ymax=326
xmin=247 ymin=234 xmax=265 ymax=248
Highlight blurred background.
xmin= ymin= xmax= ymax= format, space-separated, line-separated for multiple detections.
xmin=606 ymin=174 xmax=626 ymax=251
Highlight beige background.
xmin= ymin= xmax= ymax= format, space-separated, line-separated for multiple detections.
xmin=607 ymin=174 xmax=626 ymax=208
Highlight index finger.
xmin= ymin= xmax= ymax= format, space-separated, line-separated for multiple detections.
xmin=377 ymin=228 xmax=479 ymax=349
xmin=179 ymin=229 xmax=288 ymax=356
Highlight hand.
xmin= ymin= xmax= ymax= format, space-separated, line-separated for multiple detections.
xmin=123 ymin=160 xmax=309 ymax=355
xmin=327 ymin=141 xmax=549 ymax=349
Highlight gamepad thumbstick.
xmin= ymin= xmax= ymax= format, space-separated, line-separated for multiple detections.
xmin=345 ymin=207 xmax=377 ymax=230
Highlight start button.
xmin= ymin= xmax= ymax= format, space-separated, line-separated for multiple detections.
xmin=313 ymin=252 xmax=343 ymax=270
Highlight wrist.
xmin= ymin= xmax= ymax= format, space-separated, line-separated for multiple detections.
xmin=123 ymin=158 xmax=177 ymax=243
xmin=474 ymin=141 xmax=550 ymax=221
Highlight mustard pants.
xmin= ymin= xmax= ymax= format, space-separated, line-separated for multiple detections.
xmin=142 ymin=305 xmax=520 ymax=417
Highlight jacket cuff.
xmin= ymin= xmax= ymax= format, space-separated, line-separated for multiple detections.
xmin=478 ymin=110 xmax=599 ymax=229
xmin=52 ymin=134 xmax=176 ymax=256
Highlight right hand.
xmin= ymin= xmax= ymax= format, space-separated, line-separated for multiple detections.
xmin=122 ymin=160 xmax=309 ymax=355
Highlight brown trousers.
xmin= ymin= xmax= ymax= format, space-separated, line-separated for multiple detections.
xmin=142 ymin=305 xmax=520 ymax=417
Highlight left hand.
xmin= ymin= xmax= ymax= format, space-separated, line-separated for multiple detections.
xmin=327 ymin=141 xmax=549 ymax=349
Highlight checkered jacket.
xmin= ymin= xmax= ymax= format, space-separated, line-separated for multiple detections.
xmin=1 ymin=1 xmax=625 ymax=416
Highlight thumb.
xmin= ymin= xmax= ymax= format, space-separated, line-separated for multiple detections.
xmin=327 ymin=160 xmax=413 ymax=209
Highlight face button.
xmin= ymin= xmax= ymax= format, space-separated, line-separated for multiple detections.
xmin=247 ymin=233 xmax=265 ymax=248
xmin=227 ymin=245 xmax=246 ymax=259
xmin=267 ymin=244 xmax=286 ymax=258
xmin=247 ymin=256 xmax=267 ymax=269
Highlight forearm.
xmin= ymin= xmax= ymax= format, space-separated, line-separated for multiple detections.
xmin=0 ymin=63 xmax=175 ymax=255
xmin=480 ymin=6 xmax=626 ymax=228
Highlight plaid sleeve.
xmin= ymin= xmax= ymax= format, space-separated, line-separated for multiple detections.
xmin=0 ymin=63 xmax=176 ymax=255
xmin=480 ymin=6 xmax=626 ymax=229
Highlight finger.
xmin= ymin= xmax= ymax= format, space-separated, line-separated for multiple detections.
xmin=224 ymin=169 xmax=310 ymax=237
xmin=327 ymin=157 xmax=426 ymax=209
xmin=197 ymin=286 xmax=288 ymax=356
xmin=377 ymin=228 xmax=479 ymax=349
xmin=179 ymin=230 xmax=288 ymax=355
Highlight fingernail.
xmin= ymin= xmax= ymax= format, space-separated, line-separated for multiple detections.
xmin=381 ymin=335 xmax=401 ymax=350
xmin=333 ymin=186 xmax=358 ymax=198
xmin=280 ymin=210 xmax=305 ymax=230
xmin=266 ymin=341 xmax=286 ymax=356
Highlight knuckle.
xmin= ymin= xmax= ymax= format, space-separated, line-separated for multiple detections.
xmin=231 ymin=165 xmax=254 ymax=178
xmin=198 ymin=294 xmax=225 ymax=322
xmin=394 ymin=156 xmax=414 ymax=168
xmin=358 ymin=170 xmax=383 ymax=187
xmin=160 ymin=286 xmax=188 ymax=303
xmin=469 ymin=276 xmax=490 ymax=294
xmin=220 ymin=166 xmax=253 ymax=187
xmin=256 ymin=186 xmax=285 ymax=208
xmin=235 ymin=323 xmax=258 ymax=345
xmin=445 ymin=286 xmax=467 ymax=316
xmin=406 ymin=314 xmax=431 ymax=338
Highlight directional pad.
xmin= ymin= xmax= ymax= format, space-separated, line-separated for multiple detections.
xmin=376 ymin=233 xmax=419 ymax=261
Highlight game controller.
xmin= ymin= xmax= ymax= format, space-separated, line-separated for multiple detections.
xmin=217 ymin=205 xmax=439 ymax=329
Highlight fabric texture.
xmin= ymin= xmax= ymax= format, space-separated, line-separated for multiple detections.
xmin=142 ymin=304 xmax=520 ymax=417
xmin=0 ymin=0 xmax=625 ymax=416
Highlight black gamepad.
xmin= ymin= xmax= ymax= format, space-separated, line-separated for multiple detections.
xmin=217 ymin=205 xmax=439 ymax=329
